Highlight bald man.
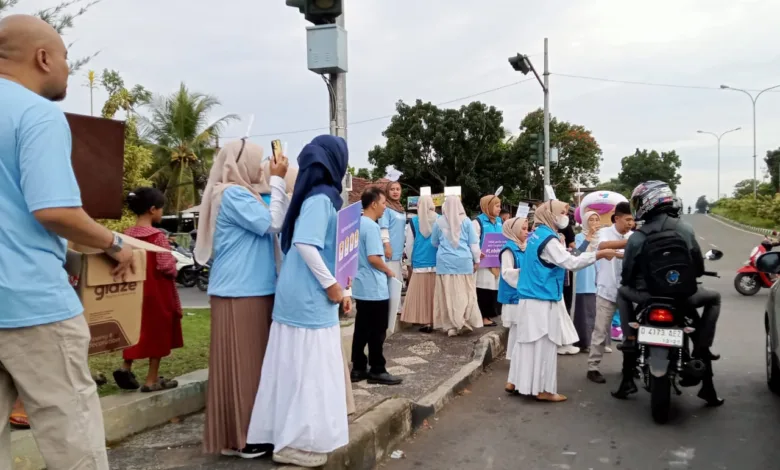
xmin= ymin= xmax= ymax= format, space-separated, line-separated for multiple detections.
xmin=0 ymin=15 xmax=134 ymax=470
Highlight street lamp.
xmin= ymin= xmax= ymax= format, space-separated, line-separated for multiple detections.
xmin=697 ymin=127 xmax=741 ymax=201
xmin=720 ymin=84 xmax=780 ymax=198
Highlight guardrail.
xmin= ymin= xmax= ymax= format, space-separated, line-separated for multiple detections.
xmin=708 ymin=213 xmax=775 ymax=236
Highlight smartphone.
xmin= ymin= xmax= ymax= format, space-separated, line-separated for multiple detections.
xmin=271 ymin=139 xmax=283 ymax=163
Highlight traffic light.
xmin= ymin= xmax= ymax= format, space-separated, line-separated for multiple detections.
xmin=528 ymin=133 xmax=544 ymax=164
xmin=508 ymin=53 xmax=531 ymax=75
xmin=286 ymin=0 xmax=343 ymax=25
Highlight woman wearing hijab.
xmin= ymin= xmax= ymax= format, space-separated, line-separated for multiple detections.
xmin=508 ymin=200 xmax=615 ymax=402
xmin=401 ymin=194 xmax=438 ymax=332
xmin=473 ymin=194 xmax=503 ymax=326
xmin=380 ymin=181 xmax=406 ymax=284
xmin=247 ymin=135 xmax=350 ymax=468
xmin=497 ymin=217 xmax=528 ymax=394
xmin=195 ymin=140 xmax=291 ymax=458
xmin=572 ymin=211 xmax=601 ymax=351
xmin=431 ymin=195 xmax=483 ymax=337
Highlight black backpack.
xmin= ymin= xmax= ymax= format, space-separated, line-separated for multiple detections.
xmin=638 ymin=217 xmax=697 ymax=298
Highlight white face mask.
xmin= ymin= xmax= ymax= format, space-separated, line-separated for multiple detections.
xmin=555 ymin=215 xmax=570 ymax=230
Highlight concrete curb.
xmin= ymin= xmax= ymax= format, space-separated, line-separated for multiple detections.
xmin=325 ymin=328 xmax=508 ymax=469
xmin=708 ymin=213 xmax=774 ymax=236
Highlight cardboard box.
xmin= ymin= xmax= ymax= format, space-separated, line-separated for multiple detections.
xmin=66 ymin=234 xmax=169 ymax=356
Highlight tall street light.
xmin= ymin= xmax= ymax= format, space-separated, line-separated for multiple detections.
xmin=720 ymin=84 xmax=780 ymax=199
xmin=697 ymin=127 xmax=741 ymax=201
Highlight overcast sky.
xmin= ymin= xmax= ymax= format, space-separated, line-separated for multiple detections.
xmin=16 ymin=0 xmax=780 ymax=206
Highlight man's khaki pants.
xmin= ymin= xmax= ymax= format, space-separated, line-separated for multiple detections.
xmin=0 ymin=315 xmax=108 ymax=470
xmin=587 ymin=296 xmax=618 ymax=372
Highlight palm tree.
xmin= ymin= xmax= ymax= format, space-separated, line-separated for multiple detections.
xmin=142 ymin=83 xmax=237 ymax=215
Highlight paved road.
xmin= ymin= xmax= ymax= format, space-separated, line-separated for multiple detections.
xmin=178 ymin=286 xmax=209 ymax=308
xmin=383 ymin=215 xmax=780 ymax=470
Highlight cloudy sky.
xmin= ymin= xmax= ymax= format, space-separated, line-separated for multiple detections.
xmin=14 ymin=0 xmax=780 ymax=206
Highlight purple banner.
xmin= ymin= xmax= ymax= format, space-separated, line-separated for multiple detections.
xmin=335 ymin=202 xmax=362 ymax=288
xmin=480 ymin=233 xmax=507 ymax=268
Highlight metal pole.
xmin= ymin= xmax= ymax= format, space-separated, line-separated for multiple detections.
xmin=717 ymin=135 xmax=721 ymax=201
xmin=329 ymin=5 xmax=349 ymax=207
xmin=542 ymin=37 xmax=551 ymax=199
xmin=752 ymin=100 xmax=757 ymax=199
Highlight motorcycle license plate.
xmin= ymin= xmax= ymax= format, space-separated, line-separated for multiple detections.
xmin=638 ymin=326 xmax=684 ymax=347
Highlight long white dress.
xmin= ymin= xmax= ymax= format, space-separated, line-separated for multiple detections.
xmin=499 ymin=250 xmax=521 ymax=359
xmin=507 ymin=240 xmax=597 ymax=395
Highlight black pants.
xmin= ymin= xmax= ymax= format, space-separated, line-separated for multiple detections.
xmin=476 ymin=288 xmax=500 ymax=319
xmin=563 ymin=272 xmax=574 ymax=313
xmin=352 ymin=299 xmax=389 ymax=374
xmin=617 ymin=285 xmax=721 ymax=349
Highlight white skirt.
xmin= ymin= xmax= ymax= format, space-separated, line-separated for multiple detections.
xmin=247 ymin=322 xmax=349 ymax=453
xmin=388 ymin=260 xmax=403 ymax=284
xmin=506 ymin=324 xmax=518 ymax=360
xmin=507 ymin=335 xmax=558 ymax=395
xmin=558 ymin=306 xmax=579 ymax=346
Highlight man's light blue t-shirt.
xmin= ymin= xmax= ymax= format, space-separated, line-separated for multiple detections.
xmin=273 ymin=194 xmax=339 ymax=329
xmin=209 ymin=186 xmax=277 ymax=297
xmin=379 ymin=207 xmax=406 ymax=261
xmin=430 ymin=218 xmax=479 ymax=275
xmin=0 ymin=79 xmax=84 ymax=328
xmin=574 ymin=233 xmax=597 ymax=295
xmin=353 ymin=216 xmax=390 ymax=301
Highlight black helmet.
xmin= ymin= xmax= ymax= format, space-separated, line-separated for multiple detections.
xmin=629 ymin=181 xmax=676 ymax=221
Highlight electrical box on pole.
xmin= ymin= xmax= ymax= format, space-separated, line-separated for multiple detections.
xmin=305 ymin=24 xmax=348 ymax=74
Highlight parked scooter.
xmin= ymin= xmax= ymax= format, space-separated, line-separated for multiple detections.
xmin=734 ymin=236 xmax=780 ymax=295
xmin=173 ymin=247 xmax=197 ymax=288
xmin=196 ymin=262 xmax=210 ymax=292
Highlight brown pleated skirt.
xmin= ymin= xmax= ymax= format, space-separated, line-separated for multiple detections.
xmin=400 ymin=272 xmax=436 ymax=325
xmin=203 ymin=295 xmax=273 ymax=453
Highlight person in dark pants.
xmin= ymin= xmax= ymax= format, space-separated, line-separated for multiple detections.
xmin=560 ymin=210 xmax=577 ymax=313
xmin=350 ymin=187 xmax=402 ymax=386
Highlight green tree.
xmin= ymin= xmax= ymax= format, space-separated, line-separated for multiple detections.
xmin=96 ymin=71 xmax=154 ymax=231
xmin=0 ymin=0 xmax=101 ymax=73
xmin=347 ymin=167 xmax=371 ymax=179
xmin=733 ymin=178 xmax=774 ymax=199
xmin=595 ymin=177 xmax=631 ymax=198
xmin=695 ymin=195 xmax=708 ymax=214
xmin=618 ymin=149 xmax=682 ymax=192
xmin=142 ymin=83 xmax=237 ymax=215
xmin=368 ymin=99 xmax=507 ymax=211
xmin=764 ymin=148 xmax=780 ymax=193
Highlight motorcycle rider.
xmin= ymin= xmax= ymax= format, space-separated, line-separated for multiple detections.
xmin=612 ymin=181 xmax=724 ymax=407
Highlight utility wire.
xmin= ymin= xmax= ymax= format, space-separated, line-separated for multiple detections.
xmin=553 ymin=73 xmax=780 ymax=93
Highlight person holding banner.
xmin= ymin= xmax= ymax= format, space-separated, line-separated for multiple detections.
xmin=431 ymin=193 xmax=483 ymax=337
xmin=196 ymin=140 xmax=291 ymax=458
xmin=247 ymin=135 xmax=350 ymax=468
xmin=508 ymin=201 xmax=615 ymax=402
xmin=473 ymin=194 xmax=503 ymax=327
xmin=497 ymin=217 xmax=528 ymax=394
xmin=379 ymin=181 xmax=406 ymax=285
xmin=401 ymin=193 xmax=439 ymax=332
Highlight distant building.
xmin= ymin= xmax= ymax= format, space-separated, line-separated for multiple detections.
xmin=348 ymin=177 xmax=390 ymax=205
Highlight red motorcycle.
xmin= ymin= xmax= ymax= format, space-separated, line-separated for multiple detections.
xmin=734 ymin=243 xmax=775 ymax=295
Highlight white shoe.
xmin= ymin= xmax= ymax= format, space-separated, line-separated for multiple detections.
xmin=447 ymin=328 xmax=458 ymax=337
xmin=273 ymin=447 xmax=328 ymax=467
xmin=605 ymin=346 xmax=613 ymax=353
xmin=557 ymin=345 xmax=580 ymax=355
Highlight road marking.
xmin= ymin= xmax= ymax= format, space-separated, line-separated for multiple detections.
xmin=710 ymin=243 xmax=718 ymax=248
xmin=699 ymin=236 xmax=706 ymax=241
xmin=705 ymin=214 xmax=765 ymax=238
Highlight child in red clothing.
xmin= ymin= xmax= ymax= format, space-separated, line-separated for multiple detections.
xmin=113 ymin=188 xmax=184 ymax=392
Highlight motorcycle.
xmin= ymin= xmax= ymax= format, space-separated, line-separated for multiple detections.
xmin=632 ymin=249 xmax=722 ymax=424
xmin=173 ymin=247 xmax=197 ymax=288
xmin=196 ymin=262 xmax=210 ymax=292
xmin=734 ymin=243 xmax=775 ymax=296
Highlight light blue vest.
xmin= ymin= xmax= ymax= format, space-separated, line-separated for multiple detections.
xmin=517 ymin=225 xmax=565 ymax=302
xmin=410 ymin=216 xmax=438 ymax=269
xmin=475 ymin=213 xmax=502 ymax=247
xmin=497 ymin=241 xmax=524 ymax=305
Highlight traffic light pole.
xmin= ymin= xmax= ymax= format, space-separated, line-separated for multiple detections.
xmin=542 ymin=38 xmax=551 ymax=200
xmin=328 ymin=7 xmax=349 ymax=207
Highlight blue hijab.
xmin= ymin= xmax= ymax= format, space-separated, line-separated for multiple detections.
xmin=281 ymin=135 xmax=349 ymax=253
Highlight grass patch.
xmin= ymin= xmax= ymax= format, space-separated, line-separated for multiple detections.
xmin=711 ymin=206 xmax=776 ymax=230
xmin=89 ymin=308 xmax=211 ymax=397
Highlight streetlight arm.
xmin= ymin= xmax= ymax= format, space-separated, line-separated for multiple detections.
xmin=755 ymin=84 xmax=780 ymax=102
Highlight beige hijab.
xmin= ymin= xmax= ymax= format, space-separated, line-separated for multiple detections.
xmin=195 ymin=140 xmax=266 ymax=265
xmin=439 ymin=195 xmax=468 ymax=247
xmin=480 ymin=194 xmax=501 ymax=223
xmin=582 ymin=210 xmax=600 ymax=252
xmin=502 ymin=217 xmax=528 ymax=251
xmin=261 ymin=159 xmax=299 ymax=196
xmin=533 ymin=199 xmax=568 ymax=231
xmin=416 ymin=195 xmax=437 ymax=237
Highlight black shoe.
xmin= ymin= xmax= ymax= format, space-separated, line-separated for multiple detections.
xmin=679 ymin=376 xmax=703 ymax=387
xmin=221 ymin=443 xmax=271 ymax=459
xmin=419 ymin=325 xmax=434 ymax=333
xmin=113 ymin=369 xmax=140 ymax=390
xmin=698 ymin=388 xmax=725 ymax=407
xmin=368 ymin=372 xmax=403 ymax=385
xmin=350 ymin=369 xmax=369 ymax=383
xmin=587 ymin=370 xmax=606 ymax=384
xmin=694 ymin=349 xmax=720 ymax=361
xmin=611 ymin=376 xmax=638 ymax=399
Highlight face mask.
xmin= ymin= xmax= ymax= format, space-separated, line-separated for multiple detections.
xmin=555 ymin=215 xmax=569 ymax=229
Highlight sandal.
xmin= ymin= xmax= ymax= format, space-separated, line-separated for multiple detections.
xmin=140 ymin=377 xmax=179 ymax=393
xmin=483 ymin=320 xmax=498 ymax=327
xmin=93 ymin=373 xmax=108 ymax=387
xmin=536 ymin=392 xmax=567 ymax=402
xmin=9 ymin=412 xmax=29 ymax=429
xmin=113 ymin=369 xmax=140 ymax=390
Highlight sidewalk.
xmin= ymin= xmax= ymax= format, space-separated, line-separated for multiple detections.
xmin=104 ymin=322 xmax=507 ymax=470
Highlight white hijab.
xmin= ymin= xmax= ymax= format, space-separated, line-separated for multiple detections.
xmin=417 ymin=195 xmax=437 ymax=237
xmin=437 ymin=195 xmax=467 ymax=247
